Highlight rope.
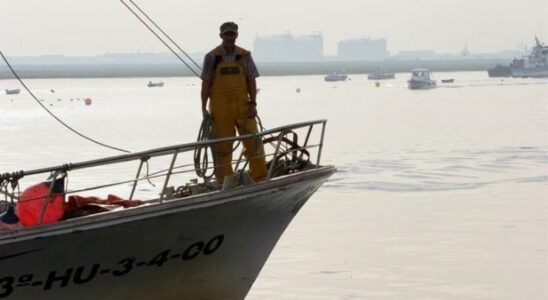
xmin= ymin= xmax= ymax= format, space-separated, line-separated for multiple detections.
xmin=194 ymin=113 xmax=270 ymax=181
xmin=144 ymin=160 xmax=156 ymax=187
xmin=120 ymin=0 xmax=202 ymax=78
xmin=193 ymin=116 xmax=215 ymax=179
xmin=126 ymin=0 xmax=202 ymax=72
xmin=0 ymin=51 xmax=130 ymax=154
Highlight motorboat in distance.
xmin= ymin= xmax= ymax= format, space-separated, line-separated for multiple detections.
xmin=147 ymin=81 xmax=165 ymax=87
xmin=408 ymin=69 xmax=437 ymax=89
xmin=367 ymin=69 xmax=395 ymax=80
xmin=324 ymin=72 xmax=348 ymax=82
xmin=0 ymin=120 xmax=335 ymax=300
xmin=5 ymin=89 xmax=20 ymax=95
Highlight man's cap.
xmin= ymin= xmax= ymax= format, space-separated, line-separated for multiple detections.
xmin=220 ymin=22 xmax=238 ymax=34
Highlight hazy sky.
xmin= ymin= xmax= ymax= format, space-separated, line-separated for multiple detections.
xmin=0 ymin=0 xmax=546 ymax=57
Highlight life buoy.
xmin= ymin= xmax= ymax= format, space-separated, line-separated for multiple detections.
xmin=17 ymin=179 xmax=65 ymax=227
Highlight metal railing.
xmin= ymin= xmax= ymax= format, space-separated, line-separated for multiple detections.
xmin=0 ymin=120 xmax=328 ymax=209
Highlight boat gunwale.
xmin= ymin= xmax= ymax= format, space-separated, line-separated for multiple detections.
xmin=0 ymin=165 xmax=336 ymax=244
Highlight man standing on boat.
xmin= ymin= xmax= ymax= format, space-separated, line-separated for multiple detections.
xmin=200 ymin=21 xmax=267 ymax=184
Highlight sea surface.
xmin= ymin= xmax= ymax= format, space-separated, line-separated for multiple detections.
xmin=1 ymin=72 xmax=547 ymax=299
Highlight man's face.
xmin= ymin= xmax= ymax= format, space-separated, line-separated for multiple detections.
xmin=220 ymin=31 xmax=238 ymax=47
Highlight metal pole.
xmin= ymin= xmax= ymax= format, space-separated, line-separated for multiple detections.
xmin=298 ymin=125 xmax=314 ymax=161
xmin=129 ymin=159 xmax=145 ymax=200
xmin=316 ymin=121 xmax=327 ymax=166
xmin=160 ymin=151 xmax=178 ymax=203
xmin=302 ymin=124 xmax=313 ymax=148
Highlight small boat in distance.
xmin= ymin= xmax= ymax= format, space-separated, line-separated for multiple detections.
xmin=367 ymin=68 xmax=395 ymax=80
xmin=408 ymin=69 xmax=437 ymax=89
xmin=147 ymin=81 xmax=165 ymax=87
xmin=441 ymin=79 xmax=455 ymax=83
xmin=5 ymin=88 xmax=21 ymax=95
xmin=324 ymin=71 xmax=348 ymax=82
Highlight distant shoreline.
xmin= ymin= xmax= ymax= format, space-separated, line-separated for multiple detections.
xmin=0 ymin=59 xmax=507 ymax=80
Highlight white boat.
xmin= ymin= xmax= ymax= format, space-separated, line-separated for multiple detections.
xmin=0 ymin=120 xmax=335 ymax=300
xmin=5 ymin=89 xmax=20 ymax=95
xmin=510 ymin=37 xmax=548 ymax=78
xmin=408 ymin=69 xmax=437 ymax=89
xmin=367 ymin=69 xmax=395 ymax=80
xmin=324 ymin=72 xmax=348 ymax=82
xmin=147 ymin=81 xmax=164 ymax=87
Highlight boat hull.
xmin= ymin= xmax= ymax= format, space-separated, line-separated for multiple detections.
xmin=367 ymin=74 xmax=395 ymax=80
xmin=324 ymin=77 xmax=347 ymax=82
xmin=0 ymin=166 xmax=335 ymax=300
xmin=487 ymin=65 xmax=511 ymax=77
xmin=408 ymin=79 xmax=436 ymax=89
xmin=5 ymin=89 xmax=20 ymax=95
xmin=511 ymin=67 xmax=548 ymax=78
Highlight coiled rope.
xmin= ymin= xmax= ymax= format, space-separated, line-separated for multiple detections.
xmin=193 ymin=116 xmax=215 ymax=179
xmin=193 ymin=115 xmax=269 ymax=181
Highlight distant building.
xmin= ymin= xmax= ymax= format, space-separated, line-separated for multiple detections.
xmin=253 ymin=33 xmax=323 ymax=62
xmin=337 ymin=38 xmax=389 ymax=61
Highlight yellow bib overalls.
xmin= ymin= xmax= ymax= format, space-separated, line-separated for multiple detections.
xmin=209 ymin=47 xmax=267 ymax=184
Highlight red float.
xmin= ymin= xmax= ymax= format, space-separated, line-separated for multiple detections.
xmin=17 ymin=179 xmax=65 ymax=227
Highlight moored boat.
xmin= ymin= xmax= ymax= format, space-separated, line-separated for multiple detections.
xmin=324 ymin=72 xmax=348 ymax=82
xmin=147 ymin=81 xmax=164 ymax=87
xmin=5 ymin=89 xmax=20 ymax=95
xmin=408 ymin=69 xmax=436 ymax=89
xmin=367 ymin=69 xmax=395 ymax=80
xmin=510 ymin=37 xmax=548 ymax=78
xmin=0 ymin=120 xmax=335 ymax=300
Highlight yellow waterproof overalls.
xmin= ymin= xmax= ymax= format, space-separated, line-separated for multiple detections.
xmin=209 ymin=47 xmax=267 ymax=184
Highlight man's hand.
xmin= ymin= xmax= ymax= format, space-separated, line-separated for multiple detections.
xmin=247 ymin=103 xmax=257 ymax=118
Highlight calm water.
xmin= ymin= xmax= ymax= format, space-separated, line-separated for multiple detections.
xmin=1 ymin=72 xmax=547 ymax=299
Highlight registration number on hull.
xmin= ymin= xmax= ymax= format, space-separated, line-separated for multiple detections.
xmin=0 ymin=234 xmax=224 ymax=298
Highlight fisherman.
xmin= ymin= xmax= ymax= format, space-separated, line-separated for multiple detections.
xmin=200 ymin=21 xmax=267 ymax=184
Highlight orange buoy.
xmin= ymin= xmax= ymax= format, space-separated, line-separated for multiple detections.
xmin=84 ymin=98 xmax=92 ymax=105
xmin=17 ymin=179 xmax=65 ymax=227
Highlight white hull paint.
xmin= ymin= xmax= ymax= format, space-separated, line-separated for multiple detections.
xmin=0 ymin=166 xmax=335 ymax=300
xmin=408 ymin=79 xmax=436 ymax=90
